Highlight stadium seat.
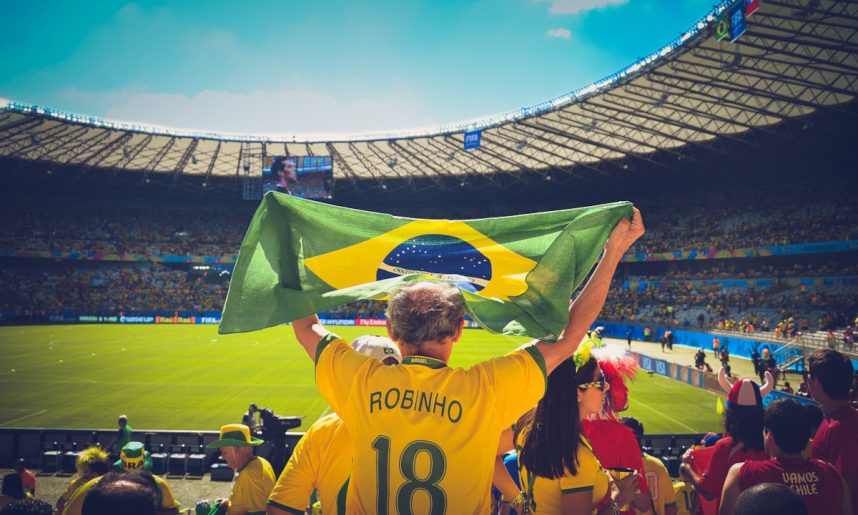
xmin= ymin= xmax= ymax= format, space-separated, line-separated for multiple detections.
xmin=61 ymin=442 xmax=79 ymax=474
xmin=662 ymin=455 xmax=681 ymax=477
xmin=149 ymin=443 xmax=168 ymax=475
xmin=40 ymin=442 xmax=62 ymax=473
xmin=17 ymin=432 xmax=42 ymax=468
xmin=186 ymin=445 xmax=207 ymax=477
xmin=167 ymin=444 xmax=188 ymax=476
xmin=210 ymin=462 xmax=234 ymax=482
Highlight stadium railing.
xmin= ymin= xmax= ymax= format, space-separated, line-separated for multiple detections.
xmin=1 ymin=426 xmax=704 ymax=477
xmin=0 ymin=427 xmax=303 ymax=475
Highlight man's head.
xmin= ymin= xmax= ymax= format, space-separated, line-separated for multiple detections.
xmin=75 ymin=446 xmax=109 ymax=477
xmin=13 ymin=458 xmax=26 ymax=473
xmin=82 ymin=471 xmax=158 ymax=515
xmin=272 ymin=156 xmax=297 ymax=182
xmin=206 ymin=424 xmax=263 ymax=470
xmin=735 ymin=483 xmax=807 ymax=515
xmin=1 ymin=472 xmax=25 ymax=498
xmin=763 ymin=399 xmax=811 ymax=456
xmin=117 ymin=415 xmax=128 ymax=427
xmin=620 ymin=416 xmax=644 ymax=449
xmin=351 ymin=334 xmax=402 ymax=366
xmin=807 ymin=349 xmax=853 ymax=402
xmin=385 ymin=281 xmax=465 ymax=349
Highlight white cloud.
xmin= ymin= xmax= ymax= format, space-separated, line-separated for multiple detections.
xmin=93 ymin=88 xmax=437 ymax=138
xmin=546 ymin=28 xmax=572 ymax=39
xmin=545 ymin=0 xmax=629 ymax=15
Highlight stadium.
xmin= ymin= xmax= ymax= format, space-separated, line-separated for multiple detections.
xmin=0 ymin=0 xmax=856 ymax=514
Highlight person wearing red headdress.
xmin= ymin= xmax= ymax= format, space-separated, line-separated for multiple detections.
xmin=582 ymin=346 xmax=654 ymax=514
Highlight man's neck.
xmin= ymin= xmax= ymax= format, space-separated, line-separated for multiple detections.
xmin=399 ymin=340 xmax=451 ymax=363
xmin=773 ymin=450 xmax=804 ymax=462
xmin=819 ymin=399 xmax=851 ymax=415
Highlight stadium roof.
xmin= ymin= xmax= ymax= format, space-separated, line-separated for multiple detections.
xmin=1 ymin=0 xmax=856 ymax=184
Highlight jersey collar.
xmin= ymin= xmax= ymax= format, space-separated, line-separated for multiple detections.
xmin=402 ymin=356 xmax=447 ymax=369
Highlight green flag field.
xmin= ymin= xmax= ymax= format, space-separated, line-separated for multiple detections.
xmin=0 ymin=325 xmax=721 ymax=433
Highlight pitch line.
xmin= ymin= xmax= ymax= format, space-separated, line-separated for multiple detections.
xmin=1 ymin=409 xmax=47 ymax=426
xmin=627 ymin=399 xmax=697 ymax=433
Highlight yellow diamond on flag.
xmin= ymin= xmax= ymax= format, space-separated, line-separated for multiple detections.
xmin=302 ymin=219 xmax=538 ymax=301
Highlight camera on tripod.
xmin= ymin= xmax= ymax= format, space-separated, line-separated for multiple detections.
xmin=258 ymin=407 xmax=301 ymax=439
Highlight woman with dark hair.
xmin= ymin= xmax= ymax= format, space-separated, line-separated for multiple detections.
xmin=679 ymin=369 xmax=771 ymax=511
xmin=494 ymin=353 xmax=638 ymax=514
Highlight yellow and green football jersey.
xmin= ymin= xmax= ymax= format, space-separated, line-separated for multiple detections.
xmin=315 ymin=335 xmax=546 ymax=514
xmin=268 ymin=413 xmax=351 ymax=514
xmin=638 ymin=453 xmax=676 ymax=515
xmin=227 ymin=456 xmax=275 ymax=515
xmin=517 ymin=432 xmax=609 ymax=514
xmin=673 ymin=480 xmax=695 ymax=515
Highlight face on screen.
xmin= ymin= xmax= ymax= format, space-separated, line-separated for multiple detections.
xmin=280 ymin=158 xmax=297 ymax=182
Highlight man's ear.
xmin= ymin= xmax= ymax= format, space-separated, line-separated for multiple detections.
xmin=452 ymin=319 xmax=465 ymax=343
xmin=385 ymin=320 xmax=396 ymax=341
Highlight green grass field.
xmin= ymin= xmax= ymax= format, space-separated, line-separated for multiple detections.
xmin=0 ymin=325 xmax=722 ymax=434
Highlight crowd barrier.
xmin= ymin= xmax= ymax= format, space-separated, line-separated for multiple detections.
xmin=1 ymin=312 xmax=487 ymax=329
xmin=0 ymin=426 xmax=704 ymax=477
xmin=624 ymin=239 xmax=858 ymax=262
xmin=0 ymin=427 xmax=304 ymax=474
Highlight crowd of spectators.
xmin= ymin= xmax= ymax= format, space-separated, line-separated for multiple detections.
xmin=0 ymin=264 xmax=228 ymax=315
xmin=0 ymin=205 xmax=252 ymax=257
xmin=600 ymin=278 xmax=858 ymax=330
xmin=0 ymin=189 xmax=856 ymax=259
xmin=631 ymin=193 xmax=858 ymax=254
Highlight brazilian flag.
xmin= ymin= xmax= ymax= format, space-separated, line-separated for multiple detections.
xmin=219 ymin=193 xmax=633 ymax=341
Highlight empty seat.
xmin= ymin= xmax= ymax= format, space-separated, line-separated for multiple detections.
xmin=186 ymin=445 xmax=207 ymax=477
xmin=40 ymin=442 xmax=63 ymax=473
xmin=167 ymin=444 xmax=187 ymax=476
xmin=149 ymin=443 xmax=168 ymax=475
xmin=61 ymin=443 xmax=79 ymax=474
xmin=210 ymin=462 xmax=234 ymax=482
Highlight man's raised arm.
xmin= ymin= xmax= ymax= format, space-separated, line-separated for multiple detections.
xmin=535 ymin=208 xmax=644 ymax=374
xmin=292 ymin=315 xmax=332 ymax=361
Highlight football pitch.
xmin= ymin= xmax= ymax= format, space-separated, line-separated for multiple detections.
xmin=0 ymin=325 xmax=722 ymax=434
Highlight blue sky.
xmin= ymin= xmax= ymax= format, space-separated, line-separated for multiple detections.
xmin=1 ymin=0 xmax=715 ymax=137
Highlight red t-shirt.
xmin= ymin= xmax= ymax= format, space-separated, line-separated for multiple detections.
xmin=697 ymin=436 xmax=767 ymax=507
xmin=812 ymin=405 xmax=858 ymax=514
xmin=739 ymin=457 xmax=844 ymax=515
xmin=583 ymin=419 xmax=649 ymax=514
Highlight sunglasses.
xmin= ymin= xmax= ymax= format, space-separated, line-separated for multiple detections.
xmin=578 ymin=373 xmax=608 ymax=391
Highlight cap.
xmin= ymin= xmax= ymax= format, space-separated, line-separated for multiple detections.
xmin=351 ymin=335 xmax=402 ymax=364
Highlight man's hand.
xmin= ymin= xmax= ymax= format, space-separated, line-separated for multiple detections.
xmin=605 ymin=207 xmax=645 ymax=258
xmin=535 ymin=207 xmax=645 ymax=374
xmin=608 ymin=470 xmax=639 ymax=507
xmin=291 ymin=315 xmax=331 ymax=361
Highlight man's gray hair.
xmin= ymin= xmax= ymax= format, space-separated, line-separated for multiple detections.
xmin=386 ymin=282 xmax=465 ymax=346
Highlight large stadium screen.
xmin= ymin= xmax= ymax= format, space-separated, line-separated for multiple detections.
xmin=262 ymin=155 xmax=334 ymax=199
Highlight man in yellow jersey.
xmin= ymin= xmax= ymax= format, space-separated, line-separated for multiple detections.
xmin=207 ymin=424 xmax=276 ymax=515
xmin=62 ymin=442 xmax=179 ymax=515
xmin=622 ymin=417 xmax=677 ymax=515
xmin=291 ymin=209 xmax=644 ymax=514
xmin=267 ymin=335 xmax=403 ymax=514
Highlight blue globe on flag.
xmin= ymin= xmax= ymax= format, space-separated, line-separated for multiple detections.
xmin=377 ymin=234 xmax=492 ymax=292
